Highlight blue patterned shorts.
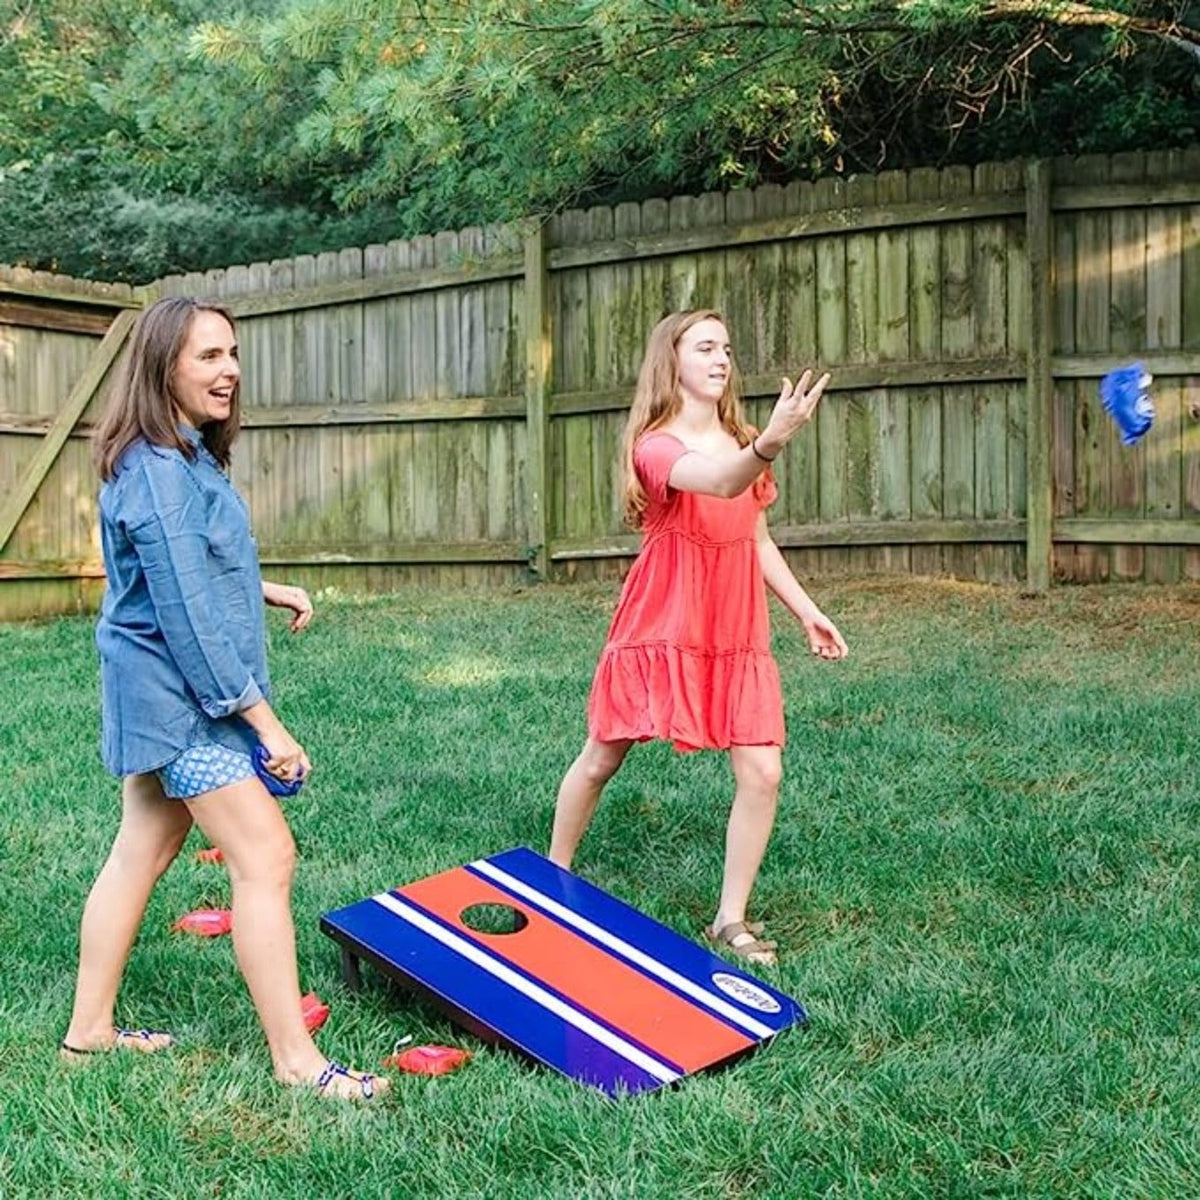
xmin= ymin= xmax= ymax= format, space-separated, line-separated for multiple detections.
xmin=157 ymin=742 xmax=256 ymax=800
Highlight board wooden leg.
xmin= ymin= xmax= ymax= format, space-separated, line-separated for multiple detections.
xmin=340 ymin=946 xmax=363 ymax=992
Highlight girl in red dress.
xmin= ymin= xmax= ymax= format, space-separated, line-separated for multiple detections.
xmin=549 ymin=310 xmax=848 ymax=964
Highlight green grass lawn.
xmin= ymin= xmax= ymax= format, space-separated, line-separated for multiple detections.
xmin=1 ymin=577 xmax=1198 ymax=1199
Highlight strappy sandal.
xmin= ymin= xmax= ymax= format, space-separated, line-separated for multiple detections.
xmin=705 ymin=921 xmax=778 ymax=965
xmin=314 ymin=1060 xmax=386 ymax=1101
xmin=60 ymin=1028 xmax=175 ymax=1059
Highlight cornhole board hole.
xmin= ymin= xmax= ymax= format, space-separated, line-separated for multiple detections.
xmin=320 ymin=847 xmax=805 ymax=1096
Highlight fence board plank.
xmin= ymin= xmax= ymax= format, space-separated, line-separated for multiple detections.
xmin=1143 ymin=151 xmax=1185 ymax=581
xmin=974 ymin=162 xmax=1013 ymax=581
xmin=245 ymin=262 xmax=276 ymax=544
xmin=1050 ymin=163 xmax=1078 ymax=582
xmin=458 ymin=227 xmax=490 ymax=544
xmin=846 ymin=174 xmax=881 ymax=573
xmin=215 ymin=267 xmax=258 ymax=546
xmin=907 ymin=167 xmax=945 ymax=577
xmin=483 ymin=225 xmax=517 ymax=573
xmin=362 ymin=243 xmax=394 ymax=547
xmin=875 ymin=170 xmax=911 ymax=573
xmin=666 ymin=195 xmax=700 ymax=313
xmin=940 ymin=166 xmax=977 ymax=579
xmin=524 ymin=221 xmax=552 ymax=580
xmin=779 ymin=181 xmax=819 ymax=572
xmin=587 ymin=206 xmax=621 ymax=543
xmin=1108 ymin=152 xmax=1147 ymax=580
xmin=813 ymin=176 xmax=849 ymax=575
xmin=1179 ymin=146 xmax=1200 ymax=580
xmin=1002 ymin=160 xmax=1028 ymax=584
xmin=724 ymin=191 xmax=756 ymax=377
xmin=1072 ymin=156 xmax=1114 ymax=581
xmin=338 ymin=247 xmax=366 ymax=406
xmin=613 ymin=201 xmax=646 ymax=387
xmin=1025 ymin=161 xmax=1054 ymax=591
xmin=557 ymin=210 xmax=594 ymax=571
xmin=434 ymin=230 xmax=467 ymax=586
xmin=385 ymin=239 xmax=416 ymax=546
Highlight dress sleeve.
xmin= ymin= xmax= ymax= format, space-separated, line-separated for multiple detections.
xmin=124 ymin=454 xmax=263 ymax=719
xmin=748 ymin=428 xmax=778 ymax=509
xmin=753 ymin=466 xmax=778 ymax=510
xmin=633 ymin=433 xmax=690 ymax=504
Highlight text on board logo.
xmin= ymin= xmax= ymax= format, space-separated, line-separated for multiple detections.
xmin=711 ymin=972 xmax=781 ymax=1013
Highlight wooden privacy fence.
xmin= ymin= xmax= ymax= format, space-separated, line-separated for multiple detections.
xmin=1 ymin=150 xmax=1198 ymax=619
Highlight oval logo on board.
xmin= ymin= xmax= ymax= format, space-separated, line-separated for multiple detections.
xmin=711 ymin=972 xmax=781 ymax=1013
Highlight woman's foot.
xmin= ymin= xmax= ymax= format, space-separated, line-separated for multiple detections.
xmin=277 ymin=1056 xmax=390 ymax=1101
xmin=280 ymin=1060 xmax=389 ymax=1101
xmin=60 ymin=1027 xmax=175 ymax=1061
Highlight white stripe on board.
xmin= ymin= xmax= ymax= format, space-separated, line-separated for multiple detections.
xmin=470 ymin=859 xmax=776 ymax=1040
xmin=371 ymin=892 xmax=682 ymax=1085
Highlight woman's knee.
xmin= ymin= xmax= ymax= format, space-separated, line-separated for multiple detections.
xmin=110 ymin=816 xmax=192 ymax=880
xmin=110 ymin=828 xmax=188 ymax=881
xmin=228 ymin=829 xmax=297 ymax=888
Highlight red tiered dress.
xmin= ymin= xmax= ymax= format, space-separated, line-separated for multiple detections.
xmin=587 ymin=432 xmax=784 ymax=751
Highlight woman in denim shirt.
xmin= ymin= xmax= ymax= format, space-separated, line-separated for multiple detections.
xmin=61 ymin=298 xmax=385 ymax=1101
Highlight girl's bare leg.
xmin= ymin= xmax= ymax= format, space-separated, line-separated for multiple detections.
xmin=711 ymin=744 xmax=783 ymax=962
xmin=548 ymin=737 xmax=632 ymax=868
xmin=185 ymin=778 xmax=387 ymax=1099
xmin=63 ymin=773 xmax=193 ymax=1052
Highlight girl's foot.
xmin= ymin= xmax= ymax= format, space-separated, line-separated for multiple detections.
xmin=60 ymin=1028 xmax=175 ymax=1060
xmin=705 ymin=920 xmax=778 ymax=966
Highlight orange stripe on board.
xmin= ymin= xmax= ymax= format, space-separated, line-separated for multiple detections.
xmin=397 ymin=868 xmax=753 ymax=1071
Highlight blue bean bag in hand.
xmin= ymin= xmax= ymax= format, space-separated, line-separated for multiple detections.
xmin=253 ymin=743 xmax=305 ymax=797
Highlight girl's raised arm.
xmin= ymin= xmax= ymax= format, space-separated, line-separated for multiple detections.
xmin=667 ymin=369 xmax=832 ymax=498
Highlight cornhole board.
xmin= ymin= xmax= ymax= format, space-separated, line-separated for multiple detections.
xmin=320 ymin=847 xmax=805 ymax=1096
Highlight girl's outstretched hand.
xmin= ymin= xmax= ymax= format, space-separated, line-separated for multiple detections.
xmin=759 ymin=369 xmax=832 ymax=454
xmin=802 ymin=608 xmax=849 ymax=661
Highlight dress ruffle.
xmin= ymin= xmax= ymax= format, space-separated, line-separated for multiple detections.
xmin=588 ymin=641 xmax=784 ymax=752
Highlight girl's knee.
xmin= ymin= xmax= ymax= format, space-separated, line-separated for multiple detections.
xmin=577 ymin=741 xmax=628 ymax=786
xmin=736 ymin=751 xmax=783 ymax=796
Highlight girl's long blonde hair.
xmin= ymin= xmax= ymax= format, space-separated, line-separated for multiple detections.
xmin=621 ymin=310 xmax=752 ymax=528
xmin=92 ymin=297 xmax=241 ymax=481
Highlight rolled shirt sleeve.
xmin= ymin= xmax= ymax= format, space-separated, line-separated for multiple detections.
xmin=125 ymin=455 xmax=263 ymax=719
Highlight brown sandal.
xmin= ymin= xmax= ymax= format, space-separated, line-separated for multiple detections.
xmin=705 ymin=921 xmax=778 ymax=964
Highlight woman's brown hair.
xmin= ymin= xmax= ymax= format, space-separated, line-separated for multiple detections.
xmin=92 ymin=297 xmax=241 ymax=480
xmin=620 ymin=310 xmax=753 ymax=528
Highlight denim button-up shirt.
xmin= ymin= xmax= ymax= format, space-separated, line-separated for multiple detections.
xmin=96 ymin=426 xmax=270 ymax=776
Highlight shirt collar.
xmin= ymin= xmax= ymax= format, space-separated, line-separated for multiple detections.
xmin=176 ymin=422 xmax=203 ymax=448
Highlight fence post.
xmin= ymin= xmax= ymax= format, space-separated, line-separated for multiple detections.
xmin=523 ymin=218 xmax=553 ymax=580
xmin=1024 ymin=159 xmax=1054 ymax=592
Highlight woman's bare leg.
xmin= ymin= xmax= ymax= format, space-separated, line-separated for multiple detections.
xmin=185 ymin=778 xmax=386 ymax=1099
xmin=63 ymin=773 xmax=192 ymax=1051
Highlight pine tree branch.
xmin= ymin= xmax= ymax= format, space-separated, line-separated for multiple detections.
xmin=497 ymin=3 xmax=1200 ymax=55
